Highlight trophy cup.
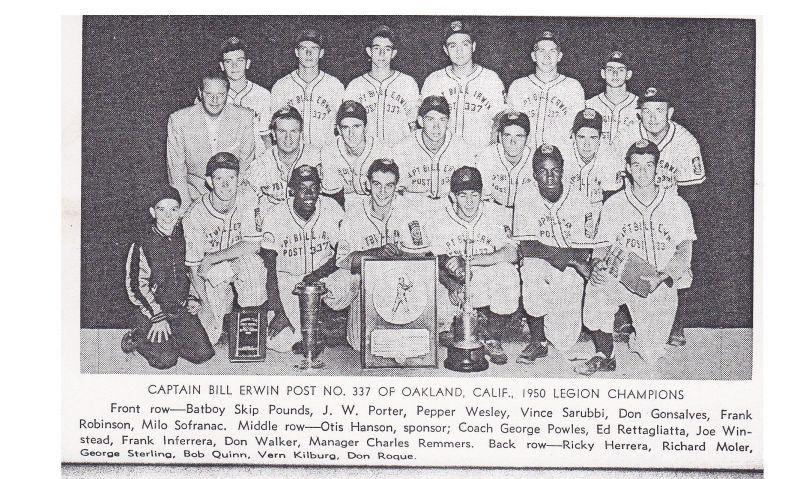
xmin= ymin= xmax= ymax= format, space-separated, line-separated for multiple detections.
xmin=444 ymin=239 xmax=489 ymax=372
xmin=292 ymin=281 xmax=327 ymax=370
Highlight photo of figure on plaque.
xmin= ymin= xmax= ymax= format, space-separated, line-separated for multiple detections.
xmin=360 ymin=258 xmax=438 ymax=368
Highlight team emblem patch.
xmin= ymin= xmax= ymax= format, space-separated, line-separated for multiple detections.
xmin=278 ymin=106 xmax=291 ymax=115
xmin=635 ymin=139 xmax=650 ymax=148
xmin=409 ymin=221 xmax=424 ymax=246
xmin=645 ymin=87 xmax=658 ymax=97
xmin=450 ymin=21 xmax=463 ymax=32
xmin=692 ymin=156 xmax=703 ymax=175
xmin=583 ymin=109 xmax=597 ymax=119
xmin=540 ymin=143 xmax=554 ymax=154
xmin=507 ymin=113 xmax=519 ymax=120
xmin=346 ymin=105 xmax=354 ymax=112
xmin=254 ymin=207 xmax=263 ymax=233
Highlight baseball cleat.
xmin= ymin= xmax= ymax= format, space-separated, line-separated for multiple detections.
xmin=517 ymin=342 xmax=548 ymax=364
xmin=614 ymin=324 xmax=636 ymax=343
xmin=483 ymin=339 xmax=508 ymax=365
xmin=668 ymin=332 xmax=687 ymax=347
xmin=574 ymin=355 xmax=616 ymax=376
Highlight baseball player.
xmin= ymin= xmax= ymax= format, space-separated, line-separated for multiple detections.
xmin=182 ymin=153 xmax=270 ymax=345
xmin=167 ymin=69 xmax=255 ymax=210
xmin=507 ymin=31 xmax=585 ymax=149
xmin=259 ymin=165 xmax=356 ymax=354
xmin=421 ymin=20 xmax=506 ymax=150
xmin=270 ymin=28 xmax=344 ymax=148
xmin=391 ymin=95 xmax=475 ymax=215
xmin=123 ymin=185 xmax=215 ymax=369
xmin=475 ymin=111 xmax=535 ymax=220
xmin=614 ymin=87 xmax=705 ymax=190
xmin=512 ymin=144 xmax=597 ymax=363
xmin=585 ymin=51 xmax=639 ymax=147
xmin=245 ymin=106 xmax=322 ymax=205
xmin=319 ymin=100 xmax=393 ymax=209
xmin=337 ymin=159 xmax=430 ymax=350
xmin=217 ymin=36 xmax=272 ymax=140
xmin=428 ymin=166 xmax=520 ymax=365
xmin=576 ymin=140 xmax=696 ymax=376
xmin=344 ymin=25 xmax=420 ymax=147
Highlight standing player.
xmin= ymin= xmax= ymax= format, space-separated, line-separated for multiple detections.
xmin=336 ymin=159 xmax=430 ymax=350
xmin=182 ymin=153 xmax=269 ymax=345
xmin=421 ymin=20 xmax=506 ymax=150
xmin=217 ymin=36 xmax=272 ymax=142
xmin=428 ymin=167 xmax=520 ymax=365
xmin=391 ymin=95 xmax=474 ymax=214
xmin=167 ymin=69 xmax=255 ymax=210
xmin=345 ymin=25 xmax=420 ymax=147
xmin=259 ymin=165 xmax=356 ymax=354
xmin=508 ymin=31 xmax=585 ymax=149
xmin=576 ymin=140 xmax=696 ymax=376
xmin=319 ymin=100 xmax=392 ymax=209
xmin=585 ymin=51 xmax=639 ymax=147
xmin=245 ymin=106 xmax=321 ymax=205
xmin=512 ymin=144 xmax=597 ymax=363
xmin=271 ymin=28 xmax=344 ymax=148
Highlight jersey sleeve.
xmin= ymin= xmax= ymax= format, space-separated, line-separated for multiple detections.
xmin=506 ymin=78 xmax=525 ymax=112
xmin=335 ymin=216 xmax=356 ymax=268
xmin=259 ymin=205 xmax=281 ymax=252
xmin=125 ymin=241 xmax=164 ymax=321
xmin=240 ymin=189 xmax=265 ymax=241
xmin=593 ymin=196 xmax=623 ymax=249
xmin=598 ymin=146 xmax=626 ymax=192
xmin=566 ymin=80 xmax=586 ymax=126
xmin=671 ymin=196 xmax=698 ymax=244
xmin=486 ymin=71 xmax=507 ymax=118
xmin=675 ymin=131 xmax=705 ymax=186
xmin=319 ymin=147 xmax=345 ymax=194
xmin=182 ymin=211 xmax=206 ymax=266
xmin=511 ymin=189 xmax=539 ymax=240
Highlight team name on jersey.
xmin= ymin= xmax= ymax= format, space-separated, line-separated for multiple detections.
xmin=287 ymin=94 xmax=334 ymax=119
xmin=280 ymin=230 xmax=332 ymax=258
xmin=520 ymin=93 xmax=569 ymax=117
xmin=615 ymin=221 xmax=674 ymax=253
xmin=357 ymin=90 xmax=412 ymax=113
xmin=490 ymin=172 xmax=534 ymax=197
xmin=205 ymin=222 xmax=242 ymax=250
xmin=442 ymin=87 xmax=495 ymax=113
xmin=406 ymin=163 xmax=457 ymax=187
xmin=443 ymin=232 xmax=497 ymax=257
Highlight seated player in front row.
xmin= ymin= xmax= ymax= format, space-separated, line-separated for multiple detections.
xmin=576 ymin=140 xmax=696 ymax=376
xmin=428 ymin=166 xmax=520 ymax=365
xmin=336 ymin=158 xmax=430 ymax=350
xmin=123 ymin=185 xmax=214 ymax=369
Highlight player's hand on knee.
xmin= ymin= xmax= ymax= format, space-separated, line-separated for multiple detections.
xmin=268 ymin=310 xmax=294 ymax=339
xmin=198 ymin=257 xmax=214 ymax=278
xmin=186 ymin=298 xmax=201 ymax=315
xmin=589 ymin=260 xmax=612 ymax=286
xmin=147 ymin=320 xmax=171 ymax=343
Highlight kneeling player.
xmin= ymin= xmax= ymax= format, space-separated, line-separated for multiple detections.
xmin=512 ymin=144 xmax=597 ymax=364
xmin=259 ymin=165 xmax=357 ymax=354
xmin=576 ymin=140 xmax=696 ymax=376
xmin=428 ymin=166 xmax=520 ymax=365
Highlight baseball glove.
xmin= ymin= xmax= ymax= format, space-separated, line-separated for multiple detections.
xmin=444 ymin=256 xmax=466 ymax=282
xmin=613 ymin=250 xmax=659 ymax=298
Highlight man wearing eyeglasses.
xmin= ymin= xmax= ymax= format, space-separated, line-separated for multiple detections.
xmin=344 ymin=25 xmax=420 ymax=147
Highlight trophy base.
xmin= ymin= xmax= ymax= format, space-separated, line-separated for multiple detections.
xmin=444 ymin=344 xmax=489 ymax=372
xmin=295 ymin=359 xmax=325 ymax=370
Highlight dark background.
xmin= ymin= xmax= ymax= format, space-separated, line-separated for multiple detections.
xmin=81 ymin=16 xmax=755 ymax=329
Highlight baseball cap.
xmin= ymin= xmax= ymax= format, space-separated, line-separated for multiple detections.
xmin=418 ymin=95 xmax=450 ymax=118
xmin=368 ymin=24 xmax=396 ymax=47
xmin=336 ymin=100 xmax=368 ymax=125
xmin=450 ymin=166 xmax=483 ymax=193
xmin=220 ymin=36 xmax=247 ymax=57
xmin=497 ymin=111 xmax=531 ymax=136
xmin=638 ymin=87 xmax=670 ymax=107
xmin=572 ymin=108 xmax=604 ymax=135
xmin=206 ymin=151 xmax=240 ymax=177
xmin=271 ymin=105 xmax=303 ymax=126
xmin=626 ymin=139 xmax=661 ymax=162
xmin=296 ymin=28 xmax=323 ymax=48
xmin=533 ymin=143 xmax=564 ymax=168
xmin=605 ymin=50 xmax=629 ymax=67
xmin=288 ymin=164 xmax=322 ymax=187
xmin=443 ymin=19 xmax=473 ymax=45
xmin=534 ymin=30 xmax=560 ymax=49
xmin=149 ymin=185 xmax=182 ymax=208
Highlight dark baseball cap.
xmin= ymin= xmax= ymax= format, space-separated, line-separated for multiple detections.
xmin=368 ymin=24 xmax=396 ymax=47
xmin=626 ymin=139 xmax=661 ymax=163
xmin=296 ymin=28 xmax=323 ymax=48
xmin=149 ymin=184 xmax=182 ymax=207
xmin=288 ymin=164 xmax=322 ymax=187
xmin=450 ymin=166 xmax=483 ymax=194
xmin=534 ymin=30 xmax=560 ymax=49
xmin=206 ymin=152 xmax=240 ymax=177
xmin=443 ymin=19 xmax=473 ymax=45
xmin=532 ymin=143 xmax=564 ymax=169
xmin=418 ymin=95 xmax=450 ymax=118
xmin=336 ymin=100 xmax=368 ymax=125
xmin=572 ymin=108 xmax=604 ymax=135
xmin=638 ymin=87 xmax=670 ymax=107
xmin=497 ymin=111 xmax=531 ymax=136
xmin=605 ymin=50 xmax=629 ymax=67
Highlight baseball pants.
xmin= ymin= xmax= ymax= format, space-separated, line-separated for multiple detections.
xmin=133 ymin=309 xmax=215 ymax=370
xmin=439 ymin=262 xmax=520 ymax=330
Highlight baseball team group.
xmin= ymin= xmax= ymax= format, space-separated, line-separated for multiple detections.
xmin=122 ymin=19 xmax=703 ymax=376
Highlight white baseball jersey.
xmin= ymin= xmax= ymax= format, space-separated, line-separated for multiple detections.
xmin=245 ymin=143 xmax=321 ymax=205
xmin=421 ymin=65 xmax=506 ymax=149
xmin=595 ymin=187 xmax=696 ymax=288
xmin=615 ymin=121 xmax=705 ymax=188
xmin=559 ymin=140 xmax=625 ymax=204
xmin=507 ymin=73 xmax=585 ymax=148
xmin=183 ymin=186 xmax=265 ymax=266
xmin=260 ymin=196 xmax=343 ymax=276
xmin=428 ymin=200 xmax=514 ymax=257
xmin=319 ymin=136 xmax=393 ymax=196
xmin=271 ymin=70 xmax=344 ymax=148
xmin=475 ymin=143 xmax=535 ymax=207
xmin=336 ymin=194 xmax=429 ymax=268
xmin=345 ymin=71 xmax=420 ymax=147
xmin=392 ymin=130 xmax=476 ymax=200
xmin=585 ymin=92 xmax=639 ymax=145
xmin=512 ymin=180 xmax=600 ymax=249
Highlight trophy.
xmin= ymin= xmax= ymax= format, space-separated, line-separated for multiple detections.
xmin=444 ymin=239 xmax=489 ymax=372
xmin=292 ymin=281 xmax=327 ymax=370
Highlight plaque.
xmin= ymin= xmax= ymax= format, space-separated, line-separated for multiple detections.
xmin=227 ymin=308 xmax=274 ymax=362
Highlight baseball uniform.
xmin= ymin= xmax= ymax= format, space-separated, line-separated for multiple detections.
xmin=559 ymin=139 xmax=625 ymax=204
xmin=345 ymin=71 xmax=420 ymax=147
xmin=615 ymin=121 xmax=705 ymax=188
xmin=166 ymin=103 xmax=256 ymax=207
xmin=585 ymin=92 xmax=639 ymax=146
xmin=507 ymin=73 xmax=585 ymax=149
xmin=182 ymin=185 xmax=269 ymax=344
xmin=271 ymin=71 xmax=344 ymax=148
xmin=245 ymin=143 xmax=322 ymax=205
xmin=475 ymin=142 xmax=535 ymax=208
xmin=260 ymin=196 xmax=356 ymax=351
xmin=319 ymin=136 xmax=393 ymax=209
xmin=512 ymin=180 xmax=599 ymax=352
xmin=337 ymin=194 xmax=430 ymax=350
xmin=583 ymin=187 xmax=696 ymax=363
xmin=421 ymin=65 xmax=506 ymax=149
